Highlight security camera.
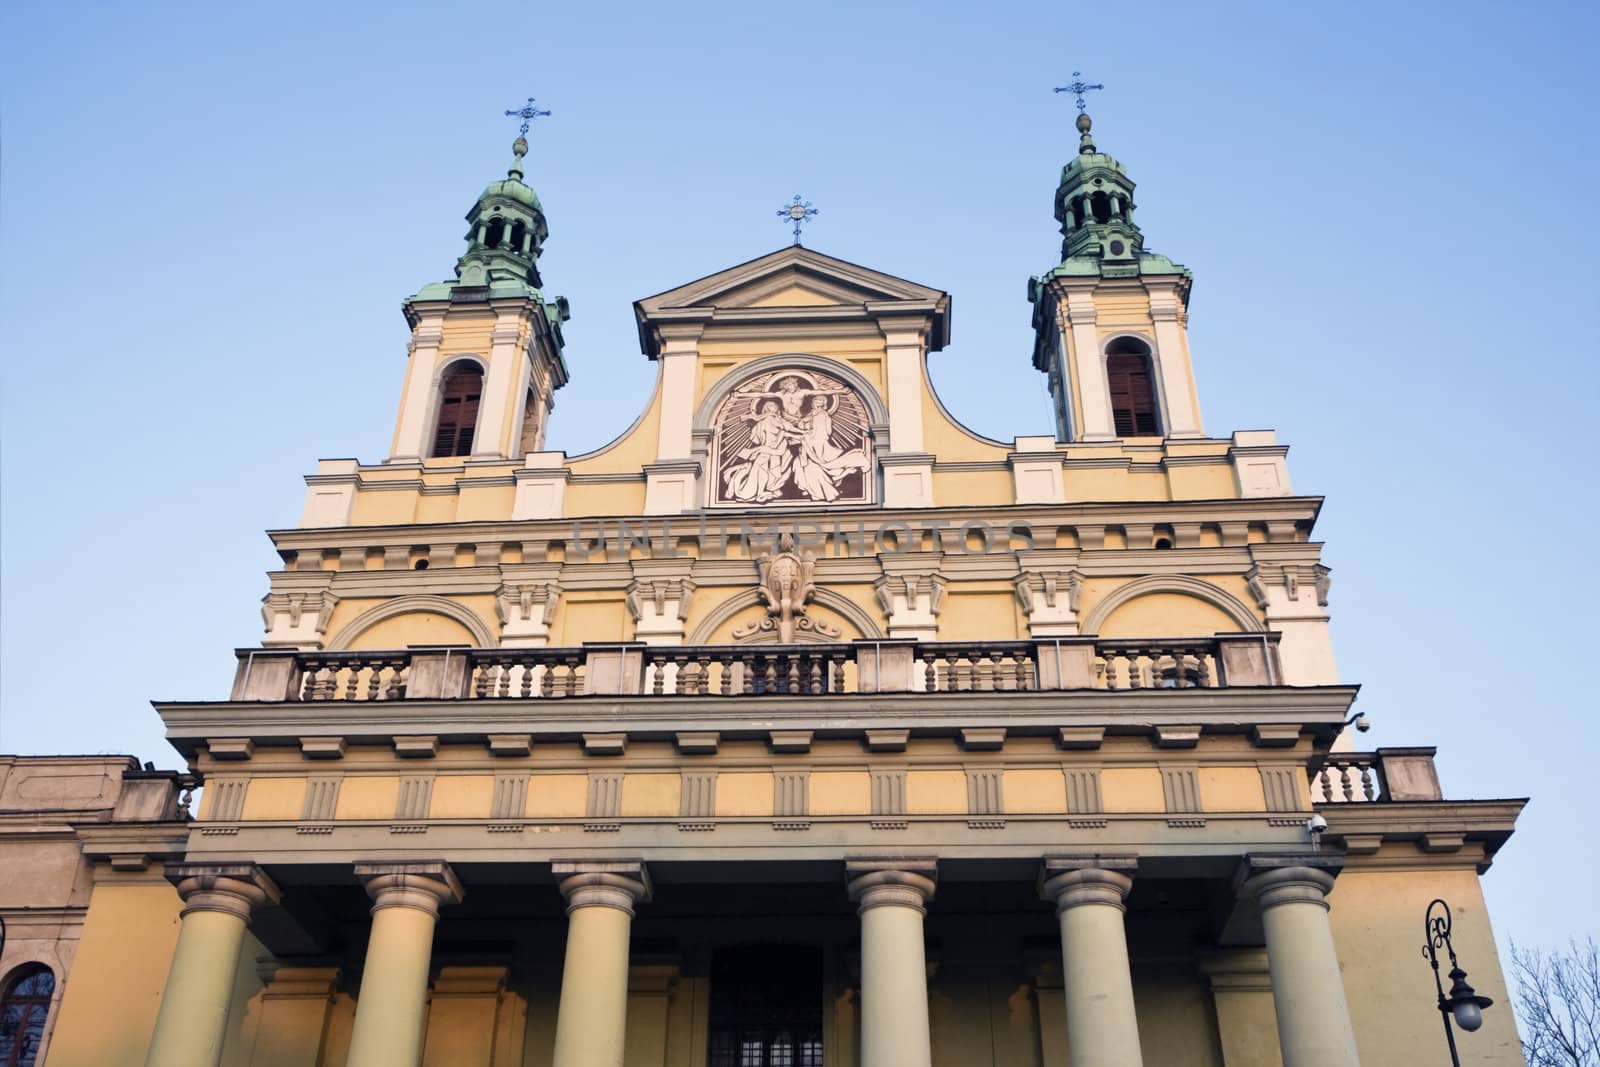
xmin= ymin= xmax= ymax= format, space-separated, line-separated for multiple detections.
xmin=1306 ymin=813 xmax=1329 ymax=834
xmin=1353 ymin=714 xmax=1371 ymax=733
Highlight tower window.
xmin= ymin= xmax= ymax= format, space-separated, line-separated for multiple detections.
xmin=485 ymin=218 xmax=504 ymax=249
xmin=1091 ymin=191 xmax=1112 ymax=224
xmin=432 ymin=364 xmax=483 ymax=458
xmin=1106 ymin=339 xmax=1160 ymax=436
xmin=510 ymin=220 xmax=526 ymax=254
xmin=0 ymin=964 xmax=55 ymax=1067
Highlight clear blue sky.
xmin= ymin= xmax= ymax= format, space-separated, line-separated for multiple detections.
xmin=3 ymin=0 xmax=1595 ymax=973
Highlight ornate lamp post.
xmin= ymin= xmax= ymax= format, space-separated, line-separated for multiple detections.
xmin=1424 ymin=898 xmax=1495 ymax=1066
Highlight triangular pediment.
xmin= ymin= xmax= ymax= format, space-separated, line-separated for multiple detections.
xmin=634 ymin=247 xmax=951 ymax=357
xmin=639 ymin=246 xmax=946 ymax=312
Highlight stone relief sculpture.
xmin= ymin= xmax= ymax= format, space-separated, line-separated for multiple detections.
xmin=733 ymin=532 xmax=841 ymax=642
xmin=711 ymin=369 xmax=873 ymax=505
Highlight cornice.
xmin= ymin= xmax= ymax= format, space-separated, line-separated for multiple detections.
xmin=157 ymin=685 xmax=1359 ymax=759
xmin=265 ymin=496 xmax=1326 ymax=554
xmin=1319 ymin=799 xmax=1526 ymax=873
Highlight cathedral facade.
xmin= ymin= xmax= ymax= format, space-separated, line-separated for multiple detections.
xmin=5 ymin=108 xmax=1526 ymax=1067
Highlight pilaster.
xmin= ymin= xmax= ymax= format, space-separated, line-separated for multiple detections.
xmin=391 ymin=316 xmax=445 ymax=463
xmin=511 ymin=452 xmax=572 ymax=520
xmin=472 ymin=313 xmax=528 ymax=460
xmin=1246 ymin=543 xmax=1336 ymax=685
xmin=1146 ymin=284 xmax=1203 ymax=437
xmin=1063 ymin=286 xmax=1116 ymax=441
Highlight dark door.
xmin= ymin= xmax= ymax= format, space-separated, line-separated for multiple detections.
xmin=707 ymin=945 xmax=824 ymax=1067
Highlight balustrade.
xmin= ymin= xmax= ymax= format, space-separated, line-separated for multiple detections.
xmin=643 ymin=646 xmax=849 ymax=696
xmin=232 ymin=633 xmax=1282 ymax=702
xmin=296 ymin=653 xmax=408 ymax=702
xmin=471 ymin=649 xmax=585 ymax=699
xmin=918 ymin=643 xmax=1036 ymax=692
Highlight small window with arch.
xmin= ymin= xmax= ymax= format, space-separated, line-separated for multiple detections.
xmin=432 ymin=363 xmax=484 ymax=458
xmin=0 ymin=963 xmax=56 ymax=1067
xmin=1106 ymin=338 xmax=1160 ymax=437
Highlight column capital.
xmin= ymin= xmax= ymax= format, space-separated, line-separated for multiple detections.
xmin=1039 ymin=855 xmax=1137 ymax=913
xmin=1233 ymin=853 xmax=1342 ymax=912
xmin=846 ymin=858 xmax=937 ymax=914
xmin=166 ymin=862 xmax=281 ymax=922
xmin=554 ymin=860 xmax=652 ymax=915
xmin=354 ymin=860 xmax=463 ymax=918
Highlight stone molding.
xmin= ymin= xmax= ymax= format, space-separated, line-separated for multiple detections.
xmin=1080 ymin=574 xmax=1263 ymax=635
xmin=354 ymin=860 xmax=463 ymax=918
xmin=554 ymin=860 xmax=652 ymax=916
xmin=261 ymin=586 xmax=338 ymax=649
xmin=327 ymin=595 xmax=494 ymax=650
xmin=846 ymin=858 xmax=937 ymax=915
xmin=167 ymin=862 xmax=281 ymax=922
xmin=1234 ymin=854 xmax=1342 ymax=912
xmin=496 ymin=568 xmax=561 ymax=647
xmin=1039 ymin=856 xmax=1136 ymax=914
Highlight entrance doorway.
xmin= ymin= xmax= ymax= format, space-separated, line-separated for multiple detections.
xmin=707 ymin=945 xmax=824 ymax=1066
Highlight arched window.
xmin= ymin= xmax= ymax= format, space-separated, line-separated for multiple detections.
xmin=431 ymin=364 xmax=483 ymax=458
xmin=1090 ymin=191 xmax=1112 ymax=224
xmin=484 ymin=218 xmax=504 ymax=249
xmin=0 ymin=965 xmax=55 ymax=1067
xmin=509 ymin=220 xmax=526 ymax=254
xmin=1106 ymin=338 xmax=1160 ymax=437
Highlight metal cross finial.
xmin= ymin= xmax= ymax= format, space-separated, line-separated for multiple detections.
xmin=1053 ymin=71 xmax=1104 ymax=113
xmin=777 ymin=195 xmax=818 ymax=246
xmin=505 ymin=97 xmax=552 ymax=137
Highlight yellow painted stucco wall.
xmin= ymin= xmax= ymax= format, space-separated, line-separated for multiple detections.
xmin=1329 ymin=866 xmax=1523 ymax=1065
xmin=1100 ymin=767 xmax=1166 ymax=813
xmin=529 ymin=774 xmax=588 ymax=818
xmin=714 ymin=772 xmax=775 ymax=817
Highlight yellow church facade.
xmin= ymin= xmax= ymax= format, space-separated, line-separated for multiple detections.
xmin=3 ymin=110 xmax=1526 ymax=1067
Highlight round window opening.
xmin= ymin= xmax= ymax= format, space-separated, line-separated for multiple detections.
xmin=1109 ymin=240 xmax=1126 ymax=256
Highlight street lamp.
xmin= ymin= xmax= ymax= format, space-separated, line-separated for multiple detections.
xmin=1423 ymin=898 xmax=1495 ymax=1065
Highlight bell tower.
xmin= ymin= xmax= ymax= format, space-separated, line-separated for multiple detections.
xmin=388 ymin=130 xmax=571 ymax=464
xmin=1029 ymin=101 xmax=1204 ymax=443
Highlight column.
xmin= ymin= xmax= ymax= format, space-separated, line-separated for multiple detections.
xmin=345 ymin=862 xmax=464 ymax=1067
xmin=145 ymin=863 xmax=280 ymax=1067
xmin=846 ymin=858 xmax=936 ymax=1067
xmin=1235 ymin=856 xmax=1360 ymax=1067
xmin=1039 ymin=856 xmax=1143 ymax=1067
xmin=550 ymin=861 xmax=652 ymax=1067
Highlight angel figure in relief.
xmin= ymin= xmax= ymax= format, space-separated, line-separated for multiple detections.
xmin=792 ymin=392 xmax=869 ymax=502
xmin=721 ymin=399 xmax=796 ymax=503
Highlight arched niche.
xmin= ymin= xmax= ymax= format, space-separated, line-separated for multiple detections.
xmin=1081 ymin=575 xmax=1262 ymax=637
xmin=693 ymin=355 xmax=889 ymax=509
xmin=328 ymin=595 xmax=495 ymax=650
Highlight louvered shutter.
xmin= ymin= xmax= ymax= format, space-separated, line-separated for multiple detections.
xmin=1107 ymin=354 xmax=1159 ymax=436
xmin=432 ymin=368 xmax=483 ymax=457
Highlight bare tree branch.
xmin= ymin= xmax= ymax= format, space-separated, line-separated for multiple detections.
xmin=1513 ymin=938 xmax=1600 ymax=1066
